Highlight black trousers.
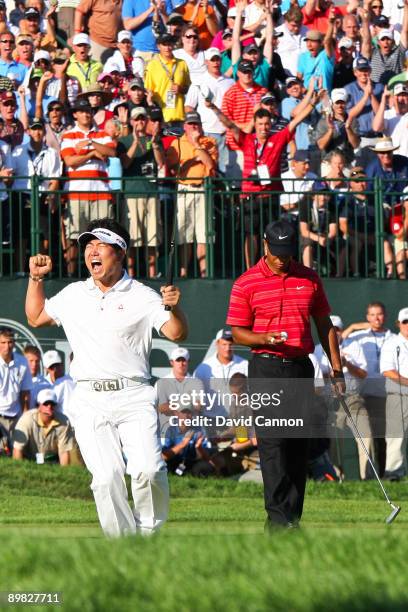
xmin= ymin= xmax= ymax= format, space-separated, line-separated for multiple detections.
xmin=249 ymin=354 xmax=315 ymax=526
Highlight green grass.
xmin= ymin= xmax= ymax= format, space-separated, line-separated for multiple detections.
xmin=0 ymin=460 xmax=408 ymax=611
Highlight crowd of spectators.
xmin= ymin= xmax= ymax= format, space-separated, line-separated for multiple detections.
xmin=0 ymin=0 xmax=408 ymax=278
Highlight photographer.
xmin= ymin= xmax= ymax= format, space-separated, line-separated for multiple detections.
xmin=118 ymin=106 xmax=165 ymax=278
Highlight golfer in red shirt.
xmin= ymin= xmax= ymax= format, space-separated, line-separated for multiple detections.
xmin=226 ymin=219 xmax=345 ymax=530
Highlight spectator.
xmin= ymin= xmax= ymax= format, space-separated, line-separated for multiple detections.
xmin=104 ymin=30 xmax=145 ymax=79
xmin=275 ymin=5 xmax=308 ymax=78
xmin=314 ymin=87 xmax=359 ymax=166
xmin=366 ymin=137 xmax=408 ymax=205
xmin=144 ymin=32 xmax=190 ymax=124
xmin=220 ymin=27 xmax=233 ymax=77
xmin=19 ymin=6 xmax=57 ymax=54
xmin=42 ymin=100 xmax=68 ymax=155
xmin=125 ymin=76 xmax=148 ymax=113
xmin=372 ymin=83 xmax=408 ymax=157
xmin=259 ymin=91 xmax=292 ymax=172
xmin=332 ymin=37 xmax=357 ymax=89
xmin=10 ymin=0 xmax=26 ymax=30
xmin=60 ymin=97 xmax=116 ymax=275
xmin=14 ymin=34 xmax=34 ymax=70
xmin=391 ymin=187 xmax=408 ymax=279
xmin=173 ymin=25 xmax=206 ymax=85
xmin=280 ymin=149 xmax=317 ymax=225
xmin=342 ymin=301 xmax=392 ymax=477
xmin=12 ymin=388 xmax=73 ymax=464
xmin=299 ymin=180 xmax=337 ymax=270
xmin=165 ymin=110 xmax=218 ymax=278
xmin=0 ymin=326 xmax=32 ymax=448
xmin=301 ymin=0 xmax=346 ymax=32
xmin=313 ymin=315 xmax=375 ymax=480
xmin=0 ymin=32 xmax=26 ymax=83
xmin=175 ymin=0 xmax=219 ymax=50
xmin=184 ymin=46 xmax=234 ymax=175
xmin=76 ymin=83 xmax=113 ymax=129
xmin=323 ymin=149 xmax=348 ymax=192
xmin=380 ymin=308 xmax=408 ymax=480
xmin=42 ymin=349 xmax=75 ymax=418
xmin=74 ymin=0 xmax=123 ymax=62
xmin=23 ymin=345 xmax=51 ymax=409
xmin=165 ymin=13 xmax=185 ymax=44
xmin=57 ymin=0 xmax=81 ymax=42
xmin=194 ymin=328 xmax=248 ymax=419
xmin=296 ymin=25 xmax=335 ymax=92
xmin=118 ymin=106 xmax=165 ymax=278
xmin=122 ymin=0 xmax=172 ymax=60
xmin=281 ymin=76 xmax=320 ymax=161
xmin=66 ymin=33 xmax=103 ymax=89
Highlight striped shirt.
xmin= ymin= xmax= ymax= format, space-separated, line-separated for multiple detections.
xmin=226 ymin=257 xmax=331 ymax=357
xmin=60 ymin=125 xmax=115 ymax=201
xmin=370 ymin=45 xmax=406 ymax=85
xmin=221 ymin=82 xmax=267 ymax=151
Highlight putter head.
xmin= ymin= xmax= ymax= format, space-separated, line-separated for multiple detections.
xmin=386 ymin=504 xmax=401 ymax=524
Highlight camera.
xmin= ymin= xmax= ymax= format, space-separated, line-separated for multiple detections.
xmin=140 ymin=161 xmax=155 ymax=177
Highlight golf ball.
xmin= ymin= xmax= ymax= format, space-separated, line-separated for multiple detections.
xmin=281 ymin=331 xmax=288 ymax=341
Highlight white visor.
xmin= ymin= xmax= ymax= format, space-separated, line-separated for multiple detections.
xmin=78 ymin=228 xmax=128 ymax=250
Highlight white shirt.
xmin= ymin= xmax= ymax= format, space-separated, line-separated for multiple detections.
xmin=380 ymin=332 xmax=408 ymax=395
xmin=173 ymin=49 xmax=207 ymax=85
xmin=29 ymin=374 xmax=51 ymax=409
xmin=313 ymin=339 xmax=367 ymax=395
xmin=0 ymin=140 xmax=13 ymax=202
xmin=0 ymin=352 xmax=33 ymax=417
xmin=348 ymin=328 xmax=393 ymax=397
xmin=185 ymin=72 xmax=234 ymax=134
xmin=11 ymin=142 xmax=61 ymax=192
xmin=280 ymin=169 xmax=317 ymax=213
xmin=275 ymin=22 xmax=308 ymax=77
xmin=387 ymin=112 xmax=408 ymax=158
xmin=104 ymin=49 xmax=145 ymax=80
xmin=44 ymin=272 xmax=171 ymax=381
xmin=52 ymin=374 xmax=76 ymax=418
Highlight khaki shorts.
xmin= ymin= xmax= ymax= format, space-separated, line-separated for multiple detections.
xmin=123 ymin=196 xmax=162 ymax=247
xmin=177 ymin=188 xmax=206 ymax=244
xmin=394 ymin=237 xmax=408 ymax=255
xmin=64 ymin=199 xmax=113 ymax=240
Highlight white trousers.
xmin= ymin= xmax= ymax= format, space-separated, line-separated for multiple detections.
xmin=385 ymin=393 xmax=408 ymax=478
xmin=71 ymin=384 xmax=169 ymax=537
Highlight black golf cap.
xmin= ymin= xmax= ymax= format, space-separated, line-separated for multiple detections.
xmin=237 ymin=59 xmax=254 ymax=73
xmin=184 ymin=111 xmax=201 ymax=124
xmin=157 ymin=33 xmax=177 ymax=45
xmin=72 ymin=97 xmax=92 ymax=112
xmin=264 ymin=220 xmax=297 ymax=256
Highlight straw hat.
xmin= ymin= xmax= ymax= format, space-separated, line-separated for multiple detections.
xmin=369 ymin=137 xmax=399 ymax=153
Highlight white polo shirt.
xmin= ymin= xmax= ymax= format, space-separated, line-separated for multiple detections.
xmin=173 ymin=49 xmax=207 ymax=85
xmin=348 ymin=328 xmax=393 ymax=397
xmin=380 ymin=333 xmax=408 ymax=395
xmin=275 ymin=22 xmax=308 ymax=77
xmin=185 ymin=72 xmax=234 ymax=134
xmin=280 ymin=169 xmax=317 ymax=214
xmin=11 ymin=142 xmax=62 ymax=192
xmin=44 ymin=272 xmax=171 ymax=381
xmin=313 ymin=339 xmax=367 ymax=395
xmin=0 ymin=352 xmax=33 ymax=417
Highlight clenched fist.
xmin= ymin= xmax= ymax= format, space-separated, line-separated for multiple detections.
xmin=29 ymin=254 xmax=52 ymax=279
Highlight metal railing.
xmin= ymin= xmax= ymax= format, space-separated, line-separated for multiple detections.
xmin=0 ymin=175 xmax=406 ymax=280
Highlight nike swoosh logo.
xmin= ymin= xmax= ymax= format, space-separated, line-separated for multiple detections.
xmin=278 ymin=235 xmax=288 ymax=240
xmin=296 ymin=286 xmax=305 ymax=290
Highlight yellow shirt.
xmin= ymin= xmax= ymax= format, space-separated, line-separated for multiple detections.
xmin=144 ymin=54 xmax=190 ymax=123
xmin=66 ymin=56 xmax=103 ymax=89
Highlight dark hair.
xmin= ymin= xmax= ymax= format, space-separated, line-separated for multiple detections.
xmin=182 ymin=24 xmax=199 ymax=37
xmin=366 ymin=301 xmax=386 ymax=313
xmin=254 ymin=108 xmax=272 ymax=121
xmin=24 ymin=344 xmax=41 ymax=358
xmin=0 ymin=326 xmax=14 ymax=338
xmin=86 ymin=217 xmax=130 ymax=252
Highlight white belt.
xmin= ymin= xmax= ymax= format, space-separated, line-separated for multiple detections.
xmin=76 ymin=377 xmax=149 ymax=392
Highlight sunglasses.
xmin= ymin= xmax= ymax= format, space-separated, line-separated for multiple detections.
xmin=184 ymin=34 xmax=198 ymax=39
xmin=42 ymin=401 xmax=56 ymax=407
xmin=49 ymin=106 xmax=63 ymax=111
xmin=401 ymin=320 xmax=408 ymax=325
xmin=2 ymin=101 xmax=16 ymax=107
xmin=371 ymin=4 xmax=383 ymax=7
xmin=1 ymin=39 xmax=14 ymax=44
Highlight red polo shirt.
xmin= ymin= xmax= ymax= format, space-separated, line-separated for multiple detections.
xmin=221 ymin=82 xmax=267 ymax=151
xmin=226 ymin=257 xmax=331 ymax=357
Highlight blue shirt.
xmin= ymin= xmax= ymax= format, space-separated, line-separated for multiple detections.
xmin=0 ymin=59 xmax=27 ymax=84
xmin=297 ymin=48 xmax=334 ymax=91
xmin=16 ymin=91 xmax=56 ymax=121
xmin=345 ymin=80 xmax=383 ymax=136
xmin=122 ymin=0 xmax=173 ymax=52
xmin=232 ymin=58 xmax=271 ymax=88
xmin=365 ymin=155 xmax=408 ymax=205
xmin=281 ymin=96 xmax=313 ymax=150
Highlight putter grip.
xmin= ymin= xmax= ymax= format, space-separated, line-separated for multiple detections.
xmin=164 ymin=242 xmax=175 ymax=311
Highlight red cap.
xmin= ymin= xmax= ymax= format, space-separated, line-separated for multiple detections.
xmin=0 ymin=91 xmax=16 ymax=103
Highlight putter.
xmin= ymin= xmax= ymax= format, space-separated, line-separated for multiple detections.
xmin=336 ymin=391 xmax=401 ymax=524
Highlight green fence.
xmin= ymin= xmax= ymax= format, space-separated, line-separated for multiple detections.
xmin=0 ymin=175 xmax=406 ymax=280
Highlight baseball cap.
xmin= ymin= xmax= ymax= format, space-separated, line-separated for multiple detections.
xmin=148 ymin=105 xmax=163 ymax=121
xmin=373 ymin=15 xmax=389 ymax=27
xmin=37 ymin=388 xmax=58 ymax=405
xmin=184 ymin=111 xmax=201 ymax=124
xmin=131 ymin=106 xmax=147 ymax=119
xmin=349 ymin=166 xmax=366 ymax=178
xmin=29 ymin=117 xmax=44 ymax=129
xmin=227 ymin=7 xmax=239 ymax=17
xmin=204 ymin=47 xmax=221 ymax=60
xmin=157 ymin=32 xmax=176 ymax=45
xmin=273 ymin=29 xmax=284 ymax=38
xmin=25 ymin=7 xmax=40 ymax=18
xmin=353 ymin=56 xmax=371 ymax=70
xmin=129 ymin=76 xmax=145 ymax=90
xmin=30 ymin=68 xmax=44 ymax=80
xmin=216 ymin=329 xmax=233 ymax=341
xmin=34 ymin=50 xmax=51 ymax=63
xmin=167 ymin=12 xmax=185 ymax=24
xmin=117 ymin=30 xmax=132 ymax=43
xmin=330 ymin=315 xmax=344 ymax=330
xmin=394 ymin=83 xmax=408 ymax=95
xmin=0 ymin=1 xmax=6 ymax=9
xmin=72 ymin=33 xmax=91 ymax=46
xmin=0 ymin=91 xmax=16 ymax=103
xmin=338 ymin=37 xmax=354 ymax=50
xmin=244 ymin=44 xmax=259 ymax=54
xmin=237 ymin=59 xmax=254 ymax=73
xmin=71 ymin=97 xmax=92 ymax=112
xmin=170 ymin=347 xmax=190 ymax=361
xmin=378 ymin=29 xmax=394 ymax=40
xmin=304 ymin=30 xmax=323 ymax=42
xmin=222 ymin=28 xmax=233 ymax=39
xmin=331 ymin=88 xmax=348 ymax=103
xmin=42 ymin=350 xmax=62 ymax=369
xmin=398 ymin=308 xmax=408 ymax=322
xmin=264 ymin=220 xmax=297 ymax=257
xmin=97 ymin=72 xmax=113 ymax=82
xmin=293 ymin=149 xmax=310 ymax=162
xmin=286 ymin=76 xmax=302 ymax=87
xmin=78 ymin=227 xmax=128 ymax=250
xmin=16 ymin=34 xmax=33 ymax=45
xmin=261 ymin=92 xmax=276 ymax=104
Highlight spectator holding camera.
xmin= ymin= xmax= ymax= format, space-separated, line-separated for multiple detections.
xmin=299 ymin=180 xmax=337 ymax=269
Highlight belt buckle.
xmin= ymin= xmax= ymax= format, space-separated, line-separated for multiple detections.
xmin=92 ymin=381 xmax=103 ymax=392
xmin=102 ymin=379 xmax=122 ymax=391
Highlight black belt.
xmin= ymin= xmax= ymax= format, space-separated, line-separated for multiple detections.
xmin=255 ymin=353 xmax=309 ymax=364
xmin=0 ymin=413 xmax=17 ymax=419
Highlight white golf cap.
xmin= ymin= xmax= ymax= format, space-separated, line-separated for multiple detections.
xmin=42 ymin=350 xmax=62 ymax=369
xmin=204 ymin=47 xmax=221 ymax=60
xmin=117 ymin=30 xmax=132 ymax=43
xmin=227 ymin=7 xmax=237 ymax=16
xmin=72 ymin=33 xmax=91 ymax=46
xmin=338 ymin=37 xmax=354 ymax=49
xmin=331 ymin=88 xmax=348 ymax=103
xmin=34 ymin=50 xmax=51 ymax=62
xmin=78 ymin=227 xmax=128 ymax=251
xmin=394 ymin=82 xmax=408 ymax=95
xmin=170 ymin=347 xmax=190 ymax=361
xmin=216 ymin=328 xmax=233 ymax=341
xmin=398 ymin=308 xmax=408 ymax=322
xmin=37 ymin=388 xmax=57 ymax=404
xmin=378 ymin=29 xmax=394 ymax=40
xmin=330 ymin=315 xmax=344 ymax=330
